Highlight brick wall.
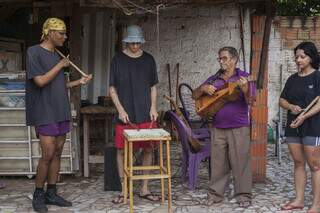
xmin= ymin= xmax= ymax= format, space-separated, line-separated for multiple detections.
xmin=268 ymin=16 xmax=320 ymax=126
xmin=250 ymin=16 xmax=268 ymax=182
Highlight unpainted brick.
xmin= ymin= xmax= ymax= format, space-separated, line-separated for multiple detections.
xmin=280 ymin=17 xmax=291 ymax=27
xmin=285 ymin=28 xmax=298 ymax=40
xmin=297 ymin=29 xmax=310 ymax=40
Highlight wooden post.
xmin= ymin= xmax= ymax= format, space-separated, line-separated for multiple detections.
xmin=83 ymin=114 xmax=89 ymax=177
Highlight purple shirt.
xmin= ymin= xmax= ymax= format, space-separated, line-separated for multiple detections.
xmin=203 ymin=68 xmax=255 ymax=129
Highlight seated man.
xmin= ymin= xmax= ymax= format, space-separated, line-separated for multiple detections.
xmin=109 ymin=25 xmax=160 ymax=203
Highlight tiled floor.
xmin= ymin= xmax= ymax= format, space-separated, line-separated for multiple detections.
xmin=0 ymin=143 xmax=313 ymax=212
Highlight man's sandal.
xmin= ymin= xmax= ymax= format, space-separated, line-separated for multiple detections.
xmin=238 ymin=200 xmax=252 ymax=208
xmin=112 ymin=195 xmax=125 ymax=204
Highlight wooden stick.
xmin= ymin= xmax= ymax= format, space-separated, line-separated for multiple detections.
xmin=127 ymin=121 xmax=140 ymax=131
xmin=166 ymin=64 xmax=172 ymax=110
xmin=300 ymin=96 xmax=320 ymax=116
xmin=290 ymin=96 xmax=320 ymax=128
xmin=55 ymin=48 xmax=88 ymax=77
xmin=175 ymin=63 xmax=180 ymax=105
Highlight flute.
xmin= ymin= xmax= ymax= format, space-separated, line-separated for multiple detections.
xmin=55 ymin=48 xmax=89 ymax=77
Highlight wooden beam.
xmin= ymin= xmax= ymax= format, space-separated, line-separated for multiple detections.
xmin=79 ymin=0 xmax=115 ymax=8
xmin=69 ymin=2 xmax=83 ymax=175
xmin=33 ymin=1 xmax=73 ymax=8
xmin=256 ymin=0 xmax=276 ymax=89
xmin=0 ymin=0 xmax=31 ymax=3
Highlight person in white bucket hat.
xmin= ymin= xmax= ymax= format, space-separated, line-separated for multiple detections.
xmin=109 ymin=25 xmax=160 ymax=204
xmin=122 ymin=25 xmax=146 ymax=43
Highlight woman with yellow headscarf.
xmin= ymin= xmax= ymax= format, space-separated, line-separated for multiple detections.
xmin=25 ymin=17 xmax=92 ymax=213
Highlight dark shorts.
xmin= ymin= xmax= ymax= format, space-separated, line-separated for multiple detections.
xmin=114 ymin=121 xmax=157 ymax=149
xmin=286 ymin=136 xmax=320 ymax=146
xmin=35 ymin=121 xmax=71 ymax=137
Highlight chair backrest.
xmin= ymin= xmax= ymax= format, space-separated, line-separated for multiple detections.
xmin=179 ymin=83 xmax=210 ymax=128
xmin=168 ymin=111 xmax=193 ymax=153
xmin=178 ymin=83 xmax=200 ymax=125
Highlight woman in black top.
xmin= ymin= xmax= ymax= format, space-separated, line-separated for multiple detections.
xmin=279 ymin=41 xmax=320 ymax=212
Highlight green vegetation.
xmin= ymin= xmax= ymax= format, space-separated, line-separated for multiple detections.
xmin=277 ymin=0 xmax=320 ymax=16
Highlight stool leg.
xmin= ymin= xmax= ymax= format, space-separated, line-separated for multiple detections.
xmin=159 ymin=140 xmax=165 ymax=204
xmin=129 ymin=141 xmax=134 ymax=213
xmin=166 ymin=140 xmax=172 ymax=213
xmin=123 ymin=138 xmax=128 ymax=204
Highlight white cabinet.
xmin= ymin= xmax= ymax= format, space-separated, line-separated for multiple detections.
xmin=0 ymin=78 xmax=77 ymax=176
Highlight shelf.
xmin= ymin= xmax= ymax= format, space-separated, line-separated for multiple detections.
xmin=0 ymin=140 xmax=29 ymax=144
xmin=0 ymin=171 xmax=74 ymax=175
xmin=0 ymin=156 xmax=29 ymax=160
xmin=0 ymin=83 xmax=75 ymax=175
xmin=31 ymin=138 xmax=71 ymax=142
xmin=0 ymin=107 xmax=25 ymax=110
xmin=32 ymin=155 xmax=72 ymax=158
xmin=0 ymin=123 xmax=26 ymax=127
xmin=0 ymin=90 xmax=25 ymax=94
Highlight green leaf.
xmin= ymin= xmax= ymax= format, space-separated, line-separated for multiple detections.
xmin=276 ymin=0 xmax=320 ymax=16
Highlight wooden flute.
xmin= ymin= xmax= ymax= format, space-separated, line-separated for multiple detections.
xmin=55 ymin=48 xmax=89 ymax=77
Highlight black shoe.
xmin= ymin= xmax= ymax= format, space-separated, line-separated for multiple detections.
xmin=45 ymin=188 xmax=72 ymax=207
xmin=32 ymin=190 xmax=48 ymax=213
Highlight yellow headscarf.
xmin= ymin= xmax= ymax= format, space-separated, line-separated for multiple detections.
xmin=41 ymin=17 xmax=66 ymax=41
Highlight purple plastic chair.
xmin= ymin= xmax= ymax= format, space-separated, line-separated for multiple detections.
xmin=168 ymin=111 xmax=211 ymax=190
xmin=178 ymin=83 xmax=210 ymax=128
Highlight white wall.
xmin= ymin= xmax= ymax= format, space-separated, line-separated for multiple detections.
xmin=121 ymin=4 xmax=251 ymax=110
xmin=81 ymin=10 xmax=116 ymax=103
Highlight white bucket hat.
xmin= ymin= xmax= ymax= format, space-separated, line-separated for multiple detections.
xmin=122 ymin=25 xmax=145 ymax=43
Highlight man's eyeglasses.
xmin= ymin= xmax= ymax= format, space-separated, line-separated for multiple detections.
xmin=54 ymin=31 xmax=67 ymax=36
xmin=217 ymin=56 xmax=229 ymax=62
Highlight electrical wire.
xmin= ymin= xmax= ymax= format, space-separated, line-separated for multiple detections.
xmin=156 ymin=4 xmax=165 ymax=57
xmin=109 ymin=0 xmax=177 ymax=16
xmin=112 ymin=0 xmax=133 ymax=15
xmin=123 ymin=0 xmax=157 ymax=14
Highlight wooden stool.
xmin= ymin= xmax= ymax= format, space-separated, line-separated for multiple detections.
xmin=123 ymin=128 xmax=172 ymax=213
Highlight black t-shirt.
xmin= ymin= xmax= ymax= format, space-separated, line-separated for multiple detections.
xmin=280 ymin=70 xmax=320 ymax=137
xmin=109 ymin=51 xmax=158 ymax=123
xmin=25 ymin=45 xmax=71 ymax=126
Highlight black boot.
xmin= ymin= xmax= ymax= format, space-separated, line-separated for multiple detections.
xmin=32 ymin=189 xmax=48 ymax=213
xmin=45 ymin=187 xmax=72 ymax=207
